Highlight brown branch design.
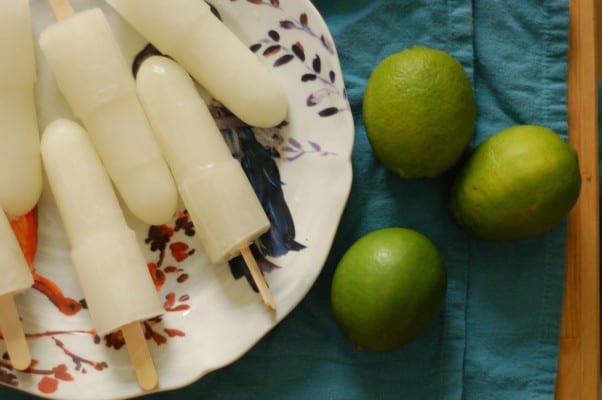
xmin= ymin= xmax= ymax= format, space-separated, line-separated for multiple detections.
xmin=1 ymin=209 xmax=195 ymax=394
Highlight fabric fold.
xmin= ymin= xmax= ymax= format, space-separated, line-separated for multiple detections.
xmin=465 ymin=0 xmax=569 ymax=398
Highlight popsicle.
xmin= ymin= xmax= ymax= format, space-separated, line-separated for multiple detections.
xmin=136 ymin=56 xmax=275 ymax=310
xmin=39 ymin=3 xmax=178 ymax=226
xmin=0 ymin=0 xmax=44 ymax=371
xmin=106 ymin=0 xmax=288 ymax=128
xmin=41 ymin=118 xmax=163 ymax=390
xmin=0 ymin=0 xmax=43 ymax=217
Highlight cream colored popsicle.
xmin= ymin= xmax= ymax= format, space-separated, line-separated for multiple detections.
xmin=137 ymin=56 xmax=275 ymax=310
xmin=0 ymin=0 xmax=41 ymax=371
xmin=39 ymin=7 xmax=178 ymax=226
xmin=0 ymin=0 xmax=43 ymax=217
xmin=41 ymin=118 xmax=164 ymax=336
xmin=106 ymin=0 xmax=287 ymax=128
xmin=41 ymin=118 xmax=162 ymax=389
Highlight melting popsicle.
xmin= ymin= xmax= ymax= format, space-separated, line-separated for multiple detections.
xmin=0 ymin=0 xmax=45 ymax=370
xmin=136 ymin=56 xmax=275 ymax=310
xmin=39 ymin=4 xmax=178 ymax=226
xmin=41 ymin=118 xmax=163 ymax=390
xmin=106 ymin=0 xmax=288 ymax=128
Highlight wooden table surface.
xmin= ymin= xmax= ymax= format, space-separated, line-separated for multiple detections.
xmin=555 ymin=0 xmax=600 ymax=398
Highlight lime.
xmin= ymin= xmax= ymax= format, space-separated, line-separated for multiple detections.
xmin=362 ymin=46 xmax=475 ymax=179
xmin=331 ymin=227 xmax=447 ymax=351
xmin=449 ymin=125 xmax=581 ymax=241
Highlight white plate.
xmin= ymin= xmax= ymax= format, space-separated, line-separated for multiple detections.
xmin=1 ymin=1 xmax=353 ymax=399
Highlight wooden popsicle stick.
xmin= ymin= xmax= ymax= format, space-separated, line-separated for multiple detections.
xmin=47 ymin=0 xmax=74 ymax=20
xmin=240 ymin=246 xmax=276 ymax=311
xmin=121 ymin=322 xmax=158 ymax=391
xmin=0 ymin=294 xmax=31 ymax=371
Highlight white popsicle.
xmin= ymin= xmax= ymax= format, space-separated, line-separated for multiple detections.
xmin=41 ymin=118 xmax=162 ymax=389
xmin=41 ymin=118 xmax=164 ymax=336
xmin=39 ymin=8 xmax=178 ymax=226
xmin=136 ymin=56 xmax=275 ymax=309
xmin=0 ymin=0 xmax=41 ymax=371
xmin=106 ymin=0 xmax=288 ymax=128
xmin=0 ymin=0 xmax=43 ymax=217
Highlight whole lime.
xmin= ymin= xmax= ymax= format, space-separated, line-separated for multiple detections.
xmin=331 ymin=227 xmax=447 ymax=351
xmin=449 ymin=125 xmax=581 ymax=241
xmin=362 ymin=46 xmax=475 ymax=178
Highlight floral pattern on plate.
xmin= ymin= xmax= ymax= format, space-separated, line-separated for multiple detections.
xmin=1 ymin=0 xmax=353 ymax=398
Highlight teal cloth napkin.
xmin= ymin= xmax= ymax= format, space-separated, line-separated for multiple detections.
xmin=3 ymin=0 xmax=569 ymax=399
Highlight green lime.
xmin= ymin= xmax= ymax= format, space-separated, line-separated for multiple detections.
xmin=331 ymin=227 xmax=447 ymax=351
xmin=362 ymin=46 xmax=475 ymax=178
xmin=449 ymin=125 xmax=581 ymax=241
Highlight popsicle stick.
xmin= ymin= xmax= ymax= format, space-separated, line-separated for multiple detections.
xmin=240 ymin=246 xmax=276 ymax=311
xmin=47 ymin=0 xmax=74 ymax=20
xmin=121 ymin=322 xmax=158 ymax=391
xmin=0 ymin=294 xmax=31 ymax=371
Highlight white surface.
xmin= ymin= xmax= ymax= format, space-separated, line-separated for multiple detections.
xmin=2 ymin=1 xmax=354 ymax=398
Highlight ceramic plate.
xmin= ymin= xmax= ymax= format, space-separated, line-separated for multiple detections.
xmin=1 ymin=1 xmax=353 ymax=398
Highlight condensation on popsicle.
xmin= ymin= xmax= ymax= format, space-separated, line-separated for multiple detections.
xmin=38 ymin=8 xmax=178 ymax=226
xmin=40 ymin=119 xmax=164 ymax=337
xmin=0 ymin=0 xmax=43 ymax=217
xmin=106 ymin=0 xmax=288 ymax=128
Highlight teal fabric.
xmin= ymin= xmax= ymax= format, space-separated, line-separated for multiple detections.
xmin=3 ymin=0 xmax=570 ymax=399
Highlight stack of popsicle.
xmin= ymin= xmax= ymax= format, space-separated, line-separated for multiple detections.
xmin=105 ymin=0 xmax=288 ymax=128
xmin=33 ymin=0 xmax=289 ymax=390
xmin=0 ymin=0 xmax=44 ymax=371
xmin=104 ymin=0 xmax=289 ymax=311
xmin=106 ymin=0 xmax=291 ymax=310
xmin=40 ymin=2 xmax=179 ymax=226
xmin=39 ymin=0 xmax=173 ymax=390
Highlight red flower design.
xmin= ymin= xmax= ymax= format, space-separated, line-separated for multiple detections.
xmin=164 ymin=328 xmax=186 ymax=338
xmin=52 ymin=364 xmax=74 ymax=381
xmin=9 ymin=207 xmax=82 ymax=316
xmin=38 ymin=376 xmax=58 ymax=394
xmin=147 ymin=262 xmax=166 ymax=291
xmin=170 ymin=241 xmax=191 ymax=262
